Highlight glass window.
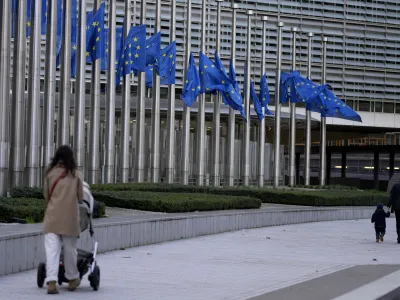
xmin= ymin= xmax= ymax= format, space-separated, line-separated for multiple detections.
xmin=375 ymin=102 xmax=382 ymax=112
xmin=384 ymin=102 xmax=394 ymax=114
xmin=358 ymin=101 xmax=370 ymax=112
xmin=347 ymin=100 xmax=354 ymax=109
xmin=395 ymin=103 xmax=400 ymax=114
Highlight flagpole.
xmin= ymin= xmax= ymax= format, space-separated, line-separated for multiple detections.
xmin=42 ymin=0 xmax=58 ymax=182
xmin=196 ymin=0 xmax=207 ymax=186
xmin=150 ymin=0 xmax=161 ymax=183
xmin=74 ymin=0 xmax=87 ymax=175
xmin=242 ymin=10 xmax=253 ymax=187
xmin=226 ymin=2 xmax=238 ymax=187
xmin=273 ymin=22 xmax=284 ymax=188
xmin=88 ymin=0 xmax=101 ymax=184
xmin=304 ymin=32 xmax=314 ymax=186
xmin=0 ymin=0 xmax=11 ymax=195
xmin=135 ymin=0 xmax=146 ymax=183
xmin=10 ymin=0 xmax=27 ymax=187
xmin=166 ymin=0 xmax=177 ymax=184
xmin=320 ymin=36 xmax=328 ymax=186
xmin=26 ymin=0 xmax=42 ymax=187
xmin=258 ymin=16 xmax=268 ymax=188
xmin=288 ymin=27 xmax=298 ymax=187
xmin=181 ymin=0 xmax=192 ymax=185
xmin=104 ymin=0 xmax=117 ymax=184
xmin=121 ymin=0 xmax=132 ymax=183
xmin=210 ymin=0 xmax=223 ymax=187
xmin=58 ymin=0 xmax=72 ymax=146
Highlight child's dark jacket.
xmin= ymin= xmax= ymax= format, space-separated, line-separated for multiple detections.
xmin=371 ymin=209 xmax=390 ymax=228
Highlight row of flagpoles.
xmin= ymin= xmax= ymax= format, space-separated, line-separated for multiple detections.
xmin=0 ymin=0 xmax=362 ymax=196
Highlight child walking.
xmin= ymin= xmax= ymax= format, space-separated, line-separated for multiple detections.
xmin=371 ymin=203 xmax=390 ymax=243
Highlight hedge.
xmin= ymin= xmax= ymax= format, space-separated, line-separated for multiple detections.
xmin=92 ymin=191 xmax=262 ymax=213
xmin=90 ymin=183 xmax=388 ymax=207
xmin=0 ymin=198 xmax=45 ymax=223
xmin=9 ymin=187 xmax=106 ymax=219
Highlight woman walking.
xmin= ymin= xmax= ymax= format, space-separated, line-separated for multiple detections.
xmin=43 ymin=145 xmax=84 ymax=294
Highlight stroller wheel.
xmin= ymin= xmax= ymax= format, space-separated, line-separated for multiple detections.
xmin=37 ymin=263 xmax=46 ymax=288
xmin=89 ymin=265 xmax=100 ymax=291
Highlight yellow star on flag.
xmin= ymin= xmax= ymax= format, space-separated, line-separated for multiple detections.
xmin=204 ymin=65 xmax=208 ymax=69
xmin=27 ymin=21 xmax=31 ymax=27
xmin=73 ymin=45 xmax=77 ymax=50
xmin=185 ymin=80 xmax=189 ymax=83
xmin=136 ymin=45 xmax=140 ymax=50
xmin=135 ymin=53 xmax=139 ymax=58
xmin=93 ymin=46 xmax=96 ymax=50
xmin=86 ymin=52 xmax=89 ymax=57
xmin=206 ymin=88 xmax=210 ymax=91
xmin=96 ymin=37 xmax=100 ymax=42
xmin=221 ymin=80 xmax=225 ymax=84
xmin=197 ymin=86 xmax=201 ymax=89
xmin=125 ymin=61 xmax=129 ymax=65
xmin=98 ymin=27 xmax=101 ymax=32
xmin=134 ymin=37 xmax=138 ymax=42
xmin=163 ymin=53 xmax=167 ymax=57
xmin=192 ymin=88 xmax=195 ymax=91
xmin=92 ymin=22 xmax=98 ymax=27
xmin=169 ymin=54 xmax=173 ymax=59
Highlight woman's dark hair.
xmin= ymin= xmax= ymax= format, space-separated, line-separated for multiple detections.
xmin=47 ymin=145 xmax=77 ymax=176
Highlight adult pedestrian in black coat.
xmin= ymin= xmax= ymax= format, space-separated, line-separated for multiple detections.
xmin=388 ymin=182 xmax=400 ymax=243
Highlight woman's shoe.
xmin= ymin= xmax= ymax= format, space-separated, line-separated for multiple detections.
xmin=68 ymin=278 xmax=81 ymax=291
xmin=47 ymin=281 xmax=59 ymax=294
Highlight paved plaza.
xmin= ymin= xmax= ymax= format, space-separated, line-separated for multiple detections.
xmin=2 ymin=218 xmax=400 ymax=299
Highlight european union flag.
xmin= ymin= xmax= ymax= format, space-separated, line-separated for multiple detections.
xmin=154 ymin=41 xmax=176 ymax=84
xmin=260 ymin=74 xmax=273 ymax=116
xmin=116 ymin=24 xmax=146 ymax=86
xmin=12 ymin=0 xmax=49 ymax=37
xmin=199 ymin=52 xmax=230 ymax=93
xmin=229 ymin=59 xmax=241 ymax=95
xmin=101 ymin=26 xmax=123 ymax=71
xmin=305 ymin=85 xmax=362 ymax=122
xmin=86 ymin=2 xmax=105 ymax=63
xmin=181 ymin=52 xmax=201 ymax=107
xmin=250 ymin=80 xmax=264 ymax=121
xmin=280 ymin=71 xmax=314 ymax=104
xmin=146 ymin=32 xmax=161 ymax=66
xmin=200 ymin=52 xmax=245 ymax=119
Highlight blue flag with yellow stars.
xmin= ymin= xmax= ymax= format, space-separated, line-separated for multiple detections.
xmin=250 ymin=80 xmax=264 ymax=121
xmin=181 ymin=52 xmax=201 ymax=107
xmin=304 ymin=84 xmax=362 ymax=122
xmin=154 ymin=41 xmax=176 ymax=84
xmin=199 ymin=51 xmax=231 ymax=93
xmin=85 ymin=2 xmax=105 ymax=63
xmin=116 ymin=24 xmax=147 ymax=86
xmin=259 ymin=74 xmax=273 ymax=116
xmin=101 ymin=26 xmax=124 ymax=71
xmin=200 ymin=52 xmax=246 ymax=120
xmin=280 ymin=71 xmax=316 ymax=104
xmin=146 ymin=32 xmax=161 ymax=66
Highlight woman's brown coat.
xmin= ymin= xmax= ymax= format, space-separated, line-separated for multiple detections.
xmin=43 ymin=166 xmax=84 ymax=236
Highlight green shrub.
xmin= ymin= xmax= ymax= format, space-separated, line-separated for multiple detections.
xmin=92 ymin=191 xmax=261 ymax=213
xmin=292 ymin=184 xmax=359 ymax=191
xmin=10 ymin=186 xmax=43 ymax=199
xmin=91 ymin=183 xmax=388 ymax=207
xmin=0 ymin=198 xmax=45 ymax=223
xmin=9 ymin=186 xmax=106 ymax=219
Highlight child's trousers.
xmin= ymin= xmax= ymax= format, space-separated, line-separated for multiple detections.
xmin=375 ymin=226 xmax=386 ymax=238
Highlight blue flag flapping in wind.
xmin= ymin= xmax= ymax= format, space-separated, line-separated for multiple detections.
xmin=304 ymin=85 xmax=362 ymax=122
xmin=86 ymin=2 xmax=106 ymax=63
xmin=250 ymin=80 xmax=264 ymax=121
xmin=280 ymin=71 xmax=315 ymax=104
xmin=101 ymin=26 xmax=123 ymax=71
xmin=200 ymin=52 xmax=245 ymax=120
xmin=181 ymin=53 xmax=201 ymax=107
xmin=146 ymin=32 xmax=161 ymax=66
xmin=229 ymin=59 xmax=241 ymax=96
xmin=12 ymin=0 xmax=49 ymax=37
xmin=259 ymin=74 xmax=273 ymax=116
xmin=116 ymin=24 xmax=147 ymax=86
xmin=154 ymin=41 xmax=176 ymax=84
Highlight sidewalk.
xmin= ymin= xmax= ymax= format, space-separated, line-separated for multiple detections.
xmin=1 ymin=218 xmax=400 ymax=300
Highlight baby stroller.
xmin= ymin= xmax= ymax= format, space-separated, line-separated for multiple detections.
xmin=37 ymin=182 xmax=100 ymax=291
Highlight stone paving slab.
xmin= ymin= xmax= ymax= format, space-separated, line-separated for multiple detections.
xmin=1 ymin=219 xmax=400 ymax=300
